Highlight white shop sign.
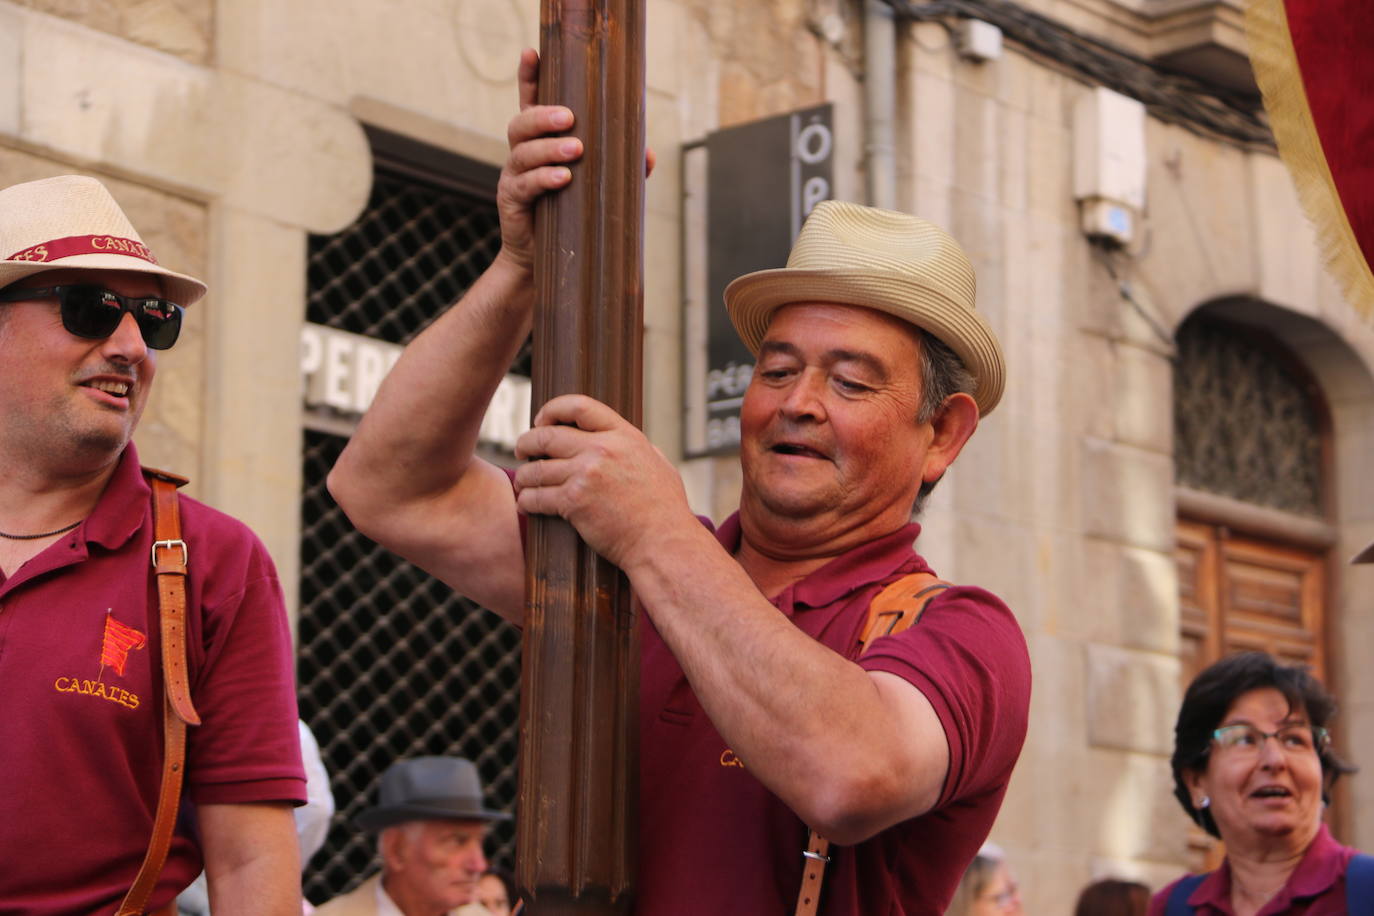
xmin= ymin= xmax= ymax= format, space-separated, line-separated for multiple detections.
xmin=300 ymin=323 xmax=530 ymax=451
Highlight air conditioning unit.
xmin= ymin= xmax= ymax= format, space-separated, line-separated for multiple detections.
xmin=955 ymin=19 xmax=1003 ymax=62
xmin=1073 ymin=87 xmax=1146 ymax=247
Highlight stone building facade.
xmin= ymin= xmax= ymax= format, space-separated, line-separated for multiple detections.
xmin=4 ymin=0 xmax=1373 ymax=909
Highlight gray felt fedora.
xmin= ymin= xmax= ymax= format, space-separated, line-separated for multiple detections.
xmin=355 ymin=756 xmax=510 ymax=832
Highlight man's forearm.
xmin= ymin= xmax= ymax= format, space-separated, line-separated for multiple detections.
xmin=623 ymin=526 xmax=950 ymax=844
xmin=328 ymin=253 xmax=533 ymax=620
xmin=200 ymin=802 xmax=302 ymax=916
xmin=330 ymin=252 xmax=532 ymax=514
xmin=207 ymin=855 xmax=301 ymax=915
xmin=330 ymin=51 xmax=587 ymax=620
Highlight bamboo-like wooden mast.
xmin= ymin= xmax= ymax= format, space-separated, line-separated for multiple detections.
xmin=516 ymin=0 xmax=645 ymax=913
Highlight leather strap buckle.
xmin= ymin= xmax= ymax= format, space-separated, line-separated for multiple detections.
xmin=151 ymin=538 xmax=187 ymax=568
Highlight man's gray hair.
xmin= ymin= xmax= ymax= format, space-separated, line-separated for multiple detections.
xmin=916 ymin=330 xmax=976 ymax=425
xmin=376 ymin=821 xmax=427 ymax=860
xmin=913 ymin=329 xmax=976 ymax=515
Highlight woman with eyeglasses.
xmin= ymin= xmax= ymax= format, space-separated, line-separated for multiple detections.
xmin=944 ymin=842 xmax=1023 ymax=916
xmin=1151 ymin=651 xmax=1372 ymax=915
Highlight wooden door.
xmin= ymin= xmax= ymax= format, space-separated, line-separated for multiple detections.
xmin=1178 ymin=520 xmax=1326 ymax=681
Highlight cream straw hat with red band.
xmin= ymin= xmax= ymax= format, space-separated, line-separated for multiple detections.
xmin=724 ymin=199 xmax=1006 ymax=416
xmin=0 ymin=175 xmax=207 ymax=306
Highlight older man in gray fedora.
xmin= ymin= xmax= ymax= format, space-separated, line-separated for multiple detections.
xmin=328 ymin=52 xmax=1030 ymax=916
xmin=316 ymin=757 xmax=509 ymax=916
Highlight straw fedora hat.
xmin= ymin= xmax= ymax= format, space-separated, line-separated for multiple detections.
xmin=724 ymin=200 xmax=1005 ymax=415
xmin=0 ymin=175 xmax=207 ymax=306
xmin=354 ymin=757 xmax=510 ymax=832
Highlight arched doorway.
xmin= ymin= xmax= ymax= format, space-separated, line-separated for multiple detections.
xmin=1172 ymin=307 xmax=1338 ymax=868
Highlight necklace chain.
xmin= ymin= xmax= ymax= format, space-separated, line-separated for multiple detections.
xmin=0 ymin=518 xmax=83 ymax=540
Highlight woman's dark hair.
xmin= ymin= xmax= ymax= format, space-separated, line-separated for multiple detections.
xmin=485 ymin=866 xmax=518 ymax=909
xmin=1171 ymin=651 xmax=1355 ymax=838
xmin=1073 ymin=878 xmax=1149 ymax=916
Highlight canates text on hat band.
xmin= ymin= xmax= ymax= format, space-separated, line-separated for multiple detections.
xmin=8 ymin=234 xmax=159 ymax=265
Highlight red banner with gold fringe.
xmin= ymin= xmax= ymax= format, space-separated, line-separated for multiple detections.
xmin=1246 ymin=0 xmax=1374 ymax=318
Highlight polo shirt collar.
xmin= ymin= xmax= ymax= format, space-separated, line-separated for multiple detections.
xmin=84 ymin=444 xmax=151 ymax=552
xmin=714 ymin=511 xmax=925 ymax=611
xmin=1284 ymin=823 xmax=1345 ymax=899
xmin=1189 ymin=823 xmax=1344 ymax=911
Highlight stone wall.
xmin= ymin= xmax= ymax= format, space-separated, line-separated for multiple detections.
xmin=15 ymin=0 xmax=211 ymax=62
xmin=3 ymin=0 xmax=1374 ymax=906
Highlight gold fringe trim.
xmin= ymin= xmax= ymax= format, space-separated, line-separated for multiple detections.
xmin=1244 ymin=0 xmax=1374 ymax=320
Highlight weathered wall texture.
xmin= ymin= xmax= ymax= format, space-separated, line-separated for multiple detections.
xmin=16 ymin=0 xmax=212 ymax=62
xmin=3 ymin=0 xmax=1373 ymax=908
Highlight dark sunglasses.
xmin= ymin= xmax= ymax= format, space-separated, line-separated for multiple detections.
xmin=0 ymin=284 xmax=183 ymax=350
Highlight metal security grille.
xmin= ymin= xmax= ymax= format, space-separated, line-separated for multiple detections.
xmin=1173 ymin=315 xmax=1325 ymax=516
xmin=298 ymin=156 xmax=523 ymax=904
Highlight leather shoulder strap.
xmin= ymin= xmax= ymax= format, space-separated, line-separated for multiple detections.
xmin=144 ymin=469 xmax=198 ymax=726
xmin=793 ymin=570 xmax=952 ymax=916
xmin=117 ymin=470 xmax=199 ymax=916
xmin=1347 ymin=853 xmax=1374 ymax=912
xmin=143 ymin=466 xmax=191 ymax=489
xmin=858 ymin=571 xmax=951 ymax=651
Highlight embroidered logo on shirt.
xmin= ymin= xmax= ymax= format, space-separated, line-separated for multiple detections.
xmin=99 ymin=612 xmax=147 ymax=676
xmin=52 ymin=610 xmax=144 ymax=710
xmin=720 ymin=748 xmax=747 ymax=769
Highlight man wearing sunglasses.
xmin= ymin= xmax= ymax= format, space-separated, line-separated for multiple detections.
xmin=0 ymin=175 xmax=306 ymax=916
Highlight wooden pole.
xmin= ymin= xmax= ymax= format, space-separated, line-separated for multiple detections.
xmin=517 ymin=0 xmax=645 ymax=913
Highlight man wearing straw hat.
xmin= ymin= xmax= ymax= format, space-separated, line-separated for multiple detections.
xmin=330 ymin=53 xmax=1030 ymax=915
xmin=316 ymin=756 xmax=510 ymax=916
xmin=0 ymin=175 xmax=305 ymax=914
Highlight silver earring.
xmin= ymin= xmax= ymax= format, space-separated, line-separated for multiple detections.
xmin=1199 ymin=796 xmax=1211 ymax=809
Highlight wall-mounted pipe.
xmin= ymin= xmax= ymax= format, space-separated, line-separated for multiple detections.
xmin=864 ymin=0 xmax=898 ymax=209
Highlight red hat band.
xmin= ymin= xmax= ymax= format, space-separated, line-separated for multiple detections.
xmin=8 ymin=234 xmax=159 ymax=266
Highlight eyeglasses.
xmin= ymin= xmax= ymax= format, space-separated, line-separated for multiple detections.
xmin=0 ymin=284 xmax=183 ymax=350
xmin=980 ymin=883 xmax=1020 ymax=910
xmin=1212 ymin=723 xmax=1330 ymax=756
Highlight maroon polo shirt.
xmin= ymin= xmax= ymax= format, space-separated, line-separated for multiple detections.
xmin=1149 ymin=824 xmax=1358 ymax=916
xmin=636 ymin=512 xmax=1031 ymax=916
xmin=0 ymin=444 xmax=305 ymax=915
